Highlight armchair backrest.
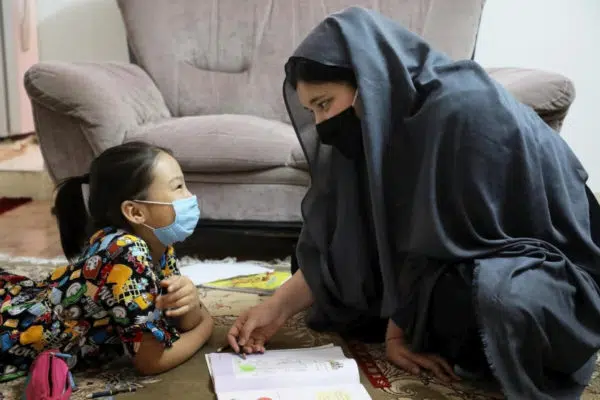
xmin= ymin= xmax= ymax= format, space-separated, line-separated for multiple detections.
xmin=117 ymin=0 xmax=486 ymax=121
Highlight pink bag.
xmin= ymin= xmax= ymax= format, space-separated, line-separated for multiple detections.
xmin=23 ymin=350 xmax=75 ymax=400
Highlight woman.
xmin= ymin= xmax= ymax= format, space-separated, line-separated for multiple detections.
xmin=0 ymin=142 xmax=213 ymax=380
xmin=228 ymin=7 xmax=600 ymax=399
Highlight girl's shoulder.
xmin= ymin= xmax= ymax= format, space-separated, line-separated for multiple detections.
xmin=69 ymin=227 xmax=178 ymax=281
xmin=83 ymin=227 xmax=149 ymax=260
xmin=46 ymin=228 xmax=151 ymax=284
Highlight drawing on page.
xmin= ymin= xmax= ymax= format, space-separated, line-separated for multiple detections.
xmin=233 ymin=357 xmax=344 ymax=377
xmin=224 ymin=392 xmax=351 ymax=400
xmin=316 ymin=390 xmax=353 ymax=400
xmin=225 ymin=397 xmax=275 ymax=400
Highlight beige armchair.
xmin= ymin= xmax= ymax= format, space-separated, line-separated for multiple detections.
xmin=24 ymin=0 xmax=575 ymax=256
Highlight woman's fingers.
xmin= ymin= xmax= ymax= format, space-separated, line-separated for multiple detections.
xmin=428 ymin=354 xmax=460 ymax=381
xmin=252 ymin=344 xmax=262 ymax=353
xmin=238 ymin=337 xmax=267 ymax=355
xmin=227 ymin=313 xmax=249 ymax=352
xmin=242 ymin=337 xmax=255 ymax=354
xmin=388 ymin=350 xmax=420 ymax=375
xmin=409 ymin=353 xmax=459 ymax=383
xmin=227 ymin=305 xmax=274 ymax=355
xmin=413 ymin=354 xmax=449 ymax=382
xmin=237 ymin=310 xmax=263 ymax=346
xmin=243 ymin=338 xmax=266 ymax=354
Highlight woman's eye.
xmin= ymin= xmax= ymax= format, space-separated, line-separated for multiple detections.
xmin=318 ymin=100 xmax=330 ymax=110
xmin=176 ymin=184 xmax=183 ymax=190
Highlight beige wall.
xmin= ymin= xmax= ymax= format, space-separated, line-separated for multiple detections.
xmin=475 ymin=0 xmax=600 ymax=191
xmin=1 ymin=0 xmax=39 ymax=136
xmin=36 ymin=0 xmax=127 ymax=62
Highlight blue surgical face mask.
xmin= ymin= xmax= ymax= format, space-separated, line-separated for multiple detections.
xmin=135 ymin=195 xmax=200 ymax=246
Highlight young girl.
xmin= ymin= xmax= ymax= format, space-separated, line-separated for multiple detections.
xmin=0 ymin=141 xmax=213 ymax=380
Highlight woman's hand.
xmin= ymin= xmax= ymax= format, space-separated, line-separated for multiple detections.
xmin=227 ymin=297 xmax=288 ymax=354
xmin=386 ymin=320 xmax=459 ymax=383
xmin=227 ymin=269 xmax=314 ymax=354
xmin=156 ymin=276 xmax=199 ymax=318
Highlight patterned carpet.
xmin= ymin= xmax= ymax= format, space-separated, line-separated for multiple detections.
xmin=1 ymin=255 xmax=599 ymax=400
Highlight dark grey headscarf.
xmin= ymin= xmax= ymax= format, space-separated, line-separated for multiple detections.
xmin=283 ymin=6 xmax=434 ymax=325
xmin=284 ymin=7 xmax=600 ymax=398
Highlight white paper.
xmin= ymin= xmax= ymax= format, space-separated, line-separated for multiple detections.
xmin=217 ymin=384 xmax=372 ymax=400
xmin=179 ymin=262 xmax=273 ymax=286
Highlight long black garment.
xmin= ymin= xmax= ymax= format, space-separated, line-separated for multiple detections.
xmin=283 ymin=7 xmax=600 ymax=399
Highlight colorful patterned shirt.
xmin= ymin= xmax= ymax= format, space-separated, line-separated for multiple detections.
xmin=0 ymin=227 xmax=181 ymax=380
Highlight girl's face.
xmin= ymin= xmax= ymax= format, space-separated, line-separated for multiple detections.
xmin=296 ymin=80 xmax=357 ymax=124
xmin=121 ymin=152 xmax=193 ymax=234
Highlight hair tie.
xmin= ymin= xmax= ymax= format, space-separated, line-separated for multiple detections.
xmin=80 ymin=180 xmax=91 ymax=216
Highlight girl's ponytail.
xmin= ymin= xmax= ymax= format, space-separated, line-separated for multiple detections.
xmin=53 ymin=174 xmax=90 ymax=261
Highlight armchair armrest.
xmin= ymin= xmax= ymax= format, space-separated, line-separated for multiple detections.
xmin=24 ymin=61 xmax=171 ymax=180
xmin=486 ymin=67 xmax=575 ymax=131
xmin=25 ymin=62 xmax=170 ymax=150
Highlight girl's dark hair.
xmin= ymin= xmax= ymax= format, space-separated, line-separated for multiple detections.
xmin=54 ymin=141 xmax=171 ymax=261
xmin=286 ymin=57 xmax=357 ymax=90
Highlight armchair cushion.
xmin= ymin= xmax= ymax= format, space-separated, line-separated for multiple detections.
xmin=126 ymin=114 xmax=298 ymax=173
xmin=24 ymin=62 xmax=170 ymax=152
xmin=486 ymin=67 xmax=575 ymax=130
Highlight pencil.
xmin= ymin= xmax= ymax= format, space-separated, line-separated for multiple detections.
xmin=217 ymin=343 xmax=246 ymax=359
xmin=86 ymin=387 xmax=136 ymax=399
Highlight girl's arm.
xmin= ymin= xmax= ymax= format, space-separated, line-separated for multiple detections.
xmin=157 ymin=275 xmax=209 ymax=332
xmin=104 ymin=239 xmax=214 ymax=375
xmin=133 ymin=311 xmax=214 ymax=375
xmin=175 ymin=300 xmax=208 ymax=332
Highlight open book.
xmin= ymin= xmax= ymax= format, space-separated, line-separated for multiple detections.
xmin=202 ymin=270 xmax=292 ymax=295
xmin=206 ymin=345 xmax=372 ymax=400
xmin=181 ymin=262 xmax=292 ymax=295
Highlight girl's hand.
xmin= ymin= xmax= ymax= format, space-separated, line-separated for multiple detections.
xmin=156 ymin=276 xmax=199 ymax=317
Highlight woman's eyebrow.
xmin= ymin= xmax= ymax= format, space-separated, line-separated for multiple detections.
xmin=309 ymin=94 xmax=327 ymax=106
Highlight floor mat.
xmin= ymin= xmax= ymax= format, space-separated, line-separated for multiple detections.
xmin=0 ymin=197 xmax=32 ymax=215
xmin=1 ymin=257 xmax=599 ymax=399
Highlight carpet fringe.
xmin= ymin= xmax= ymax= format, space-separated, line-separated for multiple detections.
xmin=0 ymin=253 xmax=68 ymax=265
xmin=0 ymin=253 xmax=291 ymax=269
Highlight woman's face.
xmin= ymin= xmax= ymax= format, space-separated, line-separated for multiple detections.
xmin=296 ymin=81 xmax=356 ymax=124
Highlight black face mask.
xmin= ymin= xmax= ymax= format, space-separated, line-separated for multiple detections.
xmin=316 ymin=106 xmax=363 ymax=160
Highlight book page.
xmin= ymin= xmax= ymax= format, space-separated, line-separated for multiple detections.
xmin=208 ymin=346 xmax=360 ymax=393
xmin=205 ymin=344 xmax=336 ymax=379
xmin=217 ymin=383 xmax=372 ymax=400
